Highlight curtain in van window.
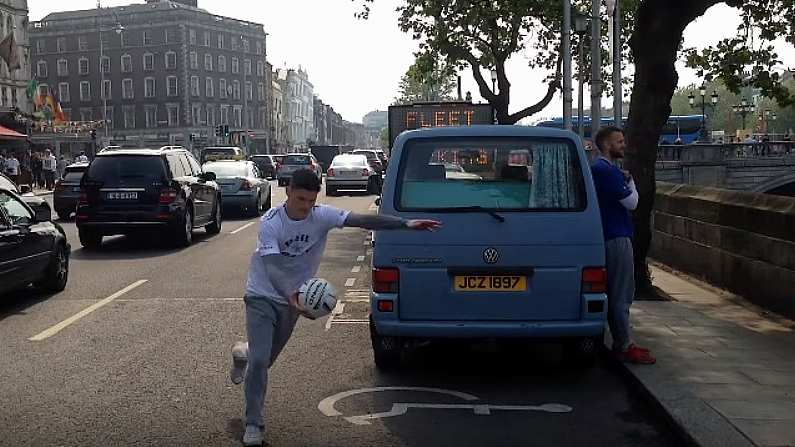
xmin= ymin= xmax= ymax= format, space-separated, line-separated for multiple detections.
xmin=529 ymin=143 xmax=580 ymax=208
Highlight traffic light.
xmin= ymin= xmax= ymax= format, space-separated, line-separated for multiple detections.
xmin=215 ymin=125 xmax=223 ymax=137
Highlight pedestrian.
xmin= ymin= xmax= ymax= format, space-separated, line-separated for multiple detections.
xmin=42 ymin=149 xmax=57 ymax=190
xmin=590 ymin=126 xmax=655 ymax=365
xmin=75 ymin=151 xmax=89 ymax=163
xmin=3 ymin=153 xmax=20 ymax=185
xmin=31 ymin=152 xmax=43 ymax=188
xmin=57 ymin=154 xmax=67 ymax=180
xmin=230 ymin=169 xmax=441 ymax=446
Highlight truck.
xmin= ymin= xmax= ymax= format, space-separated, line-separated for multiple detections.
xmin=310 ymin=144 xmax=354 ymax=173
xmin=387 ymin=102 xmax=495 ymax=148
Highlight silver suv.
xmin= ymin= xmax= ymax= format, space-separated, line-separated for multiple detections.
xmin=276 ymin=153 xmax=322 ymax=186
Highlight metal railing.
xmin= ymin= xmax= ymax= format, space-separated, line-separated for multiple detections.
xmin=658 ymin=142 xmax=795 ymax=162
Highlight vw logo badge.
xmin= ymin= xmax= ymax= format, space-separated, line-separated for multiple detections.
xmin=483 ymin=248 xmax=499 ymax=264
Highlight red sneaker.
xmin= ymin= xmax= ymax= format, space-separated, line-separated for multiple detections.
xmin=618 ymin=344 xmax=656 ymax=364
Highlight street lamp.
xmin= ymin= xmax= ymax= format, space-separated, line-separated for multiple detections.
xmin=689 ymin=85 xmax=719 ymax=142
xmin=96 ymin=2 xmax=124 ymax=142
xmin=573 ymin=9 xmax=588 ymax=138
xmin=732 ymin=98 xmax=754 ymax=133
xmin=760 ymin=109 xmax=778 ymax=137
xmin=490 ymin=69 xmax=498 ymax=94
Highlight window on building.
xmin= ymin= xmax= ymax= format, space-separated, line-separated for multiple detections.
xmin=80 ymin=81 xmax=91 ymax=101
xmin=256 ymin=61 xmax=264 ymax=77
xmin=220 ymin=105 xmax=229 ymax=125
xmin=143 ymin=53 xmax=154 ymax=71
xmin=231 ymin=57 xmax=239 ymax=74
xmin=234 ymin=107 xmax=242 ymax=127
xmin=257 ymin=83 xmax=264 ymax=101
xmin=206 ymin=106 xmax=216 ymax=127
xmin=57 ymin=37 xmax=66 ymax=53
xmin=122 ymin=78 xmax=134 ymax=99
xmin=103 ymin=106 xmax=114 ymax=129
xmin=217 ymin=34 xmax=224 ymax=49
xmin=123 ymin=105 xmax=135 ymax=129
xmin=120 ymin=54 xmax=132 ymax=73
xmin=79 ymin=57 xmax=89 ymax=75
xmin=120 ymin=32 xmax=127 ymax=47
xmin=165 ymin=52 xmax=177 ymax=69
xmin=144 ymin=77 xmax=155 ymax=98
xmin=246 ymin=81 xmax=252 ymax=101
xmin=58 ymin=83 xmax=70 ymax=103
xmin=164 ymin=28 xmax=175 ymax=44
xmin=231 ymin=38 xmax=238 ymax=51
xmin=37 ymin=60 xmax=47 ymax=78
xmin=100 ymin=56 xmax=110 ymax=74
xmin=256 ymin=41 xmax=263 ymax=55
xmin=192 ymin=104 xmax=202 ymax=125
xmin=80 ymin=108 xmax=92 ymax=122
xmin=232 ymin=80 xmax=240 ymax=100
xmin=204 ymin=32 xmax=210 ymax=47
xmin=190 ymin=76 xmax=199 ymax=97
xmin=244 ymin=59 xmax=251 ymax=76
xmin=145 ymin=106 xmax=157 ymax=128
xmin=36 ymin=40 xmax=45 ymax=54
xmin=167 ymin=76 xmax=178 ymax=96
xmin=189 ymin=29 xmax=196 ymax=45
xmin=78 ymin=36 xmax=88 ymax=51
xmin=219 ymin=79 xmax=227 ymax=99
xmin=204 ymin=54 xmax=213 ymax=71
xmin=205 ymin=78 xmax=214 ymax=97
xmin=101 ymin=80 xmax=111 ymax=100
xmin=143 ymin=30 xmax=152 ymax=45
xmin=167 ymin=104 xmax=179 ymax=127
xmin=189 ymin=51 xmax=198 ymax=70
xmin=218 ymin=55 xmax=226 ymax=72
xmin=242 ymin=38 xmax=250 ymax=53
xmin=57 ymin=59 xmax=68 ymax=76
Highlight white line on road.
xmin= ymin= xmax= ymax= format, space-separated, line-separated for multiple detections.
xmin=29 ymin=280 xmax=149 ymax=342
xmin=329 ymin=319 xmax=369 ymax=324
xmin=351 ymin=266 xmax=361 ymax=273
xmin=341 ymin=299 xmax=369 ymax=303
xmin=345 ymin=278 xmax=356 ymax=287
xmin=356 ymin=255 xmax=365 ymax=262
xmin=324 ymin=302 xmax=346 ymax=331
xmin=230 ymin=222 xmax=256 ymax=234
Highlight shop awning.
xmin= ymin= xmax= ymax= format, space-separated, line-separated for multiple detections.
xmin=0 ymin=124 xmax=26 ymax=139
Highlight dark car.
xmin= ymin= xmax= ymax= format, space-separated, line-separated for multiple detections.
xmin=250 ymin=155 xmax=278 ymax=180
xmin=351 ymin=150 xmax=385 ymax=174
xmin=53 ymin=162 xmax=90 ymax=220
xmin=202 ymin=160 xmax=272 ymax=216
xmin=0 ymin=172 xmax=52 ymax=218
xmin=76 ymin=147 xmax=222 ymax=249
xmin=0 ymin=188 xmax=70 ymax=296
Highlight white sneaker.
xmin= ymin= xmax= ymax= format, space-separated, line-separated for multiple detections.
xmin=242 ymin=424 xmax=263 ymax=446
xmin=231 ymin=341 xmax=248 ymax=385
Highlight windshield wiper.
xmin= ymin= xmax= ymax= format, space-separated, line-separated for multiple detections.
xmin=433 ymin=206 xmax=505 ymax=223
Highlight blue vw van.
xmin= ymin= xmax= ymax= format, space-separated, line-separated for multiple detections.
xmin=370 ymin=126 xmax=607 ymax=369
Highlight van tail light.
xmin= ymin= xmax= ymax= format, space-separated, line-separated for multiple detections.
xmin=327 ymin=168 xmax=335 ymax=177
xmin=373 ymin=267 xmax=399 ymax=293
xmin=582 ymin=267 xmax=607 ymax=293
xmin=240 ymin=179 xmax=252 ymax=191
xmin=159 ymin=188 xmax=179 ymax=204
xmin=377 ymin=300 xmax=394 ymax=312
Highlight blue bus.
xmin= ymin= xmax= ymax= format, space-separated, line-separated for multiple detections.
xmin=535 ymin=115 xmax=704 ymax=144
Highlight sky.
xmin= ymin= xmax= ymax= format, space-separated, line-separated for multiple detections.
xmin=29 ymin=1 xmax=795 ymax=124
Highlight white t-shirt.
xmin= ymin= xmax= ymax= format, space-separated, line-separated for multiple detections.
xmin=75 ymin=155 xmax=89 ymax=163
xmin=245 ymin=204 xmax=350 ymax=303
xmin=42 ymin=155 xmax=57 ymax=171
xmin=4 ymin=158 xmax=19 ymax=176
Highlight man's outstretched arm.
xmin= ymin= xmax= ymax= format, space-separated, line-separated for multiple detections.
xmin=344 ymin=213 xmax=441 ymax=231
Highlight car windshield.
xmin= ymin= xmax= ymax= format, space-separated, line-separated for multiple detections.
xmin=397 ymin=138 xmax=585 ymax=211
xmin=203 ymin=162 xmax=249 ymax=177
xmin=331 ymin=156 xmax=368 ymax=167
xmin=83 ymin=156 xmax=167 ymax=186
xmin=0 ymin=175 xmax=17 ymax=192
xmin=284 ymin=155 xmax=310 ymax=165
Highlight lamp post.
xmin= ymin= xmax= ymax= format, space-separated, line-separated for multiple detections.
xmin=562 ymin=0 xmax=572 ymax=131
xmin=573 ymin=10 xmax=588 ymax=138
xmin=760 ymin=109 xmax=778 ymax=137
xmin=688 ymin=85 xmax=718 ymax=142
xmin=97 ymin=1 xmax=124 ymax=141
xmin=732 ymin=98 xmax=754 ymax=133
xmin=490 ymin=69 xmax=497 ymax=94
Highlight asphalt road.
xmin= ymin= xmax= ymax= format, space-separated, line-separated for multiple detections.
xmin=0 ymin=182 xmax=680 ymax=446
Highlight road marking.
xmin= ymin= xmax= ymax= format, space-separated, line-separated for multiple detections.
xmin=319 ymin=387 xmax=479 ymax=418
xmin=324 ymin=302 xmax=346 ymax=331
xmin=351 ymin=266 xmax=361 ymax=273
xmin=29 ymin=280 xmax=149 ymax=341
xmin=356 ymin=255 xmax=365 ymax=262
xmin=230 ymin=222 xmax=256 ymax=234
xmin=345 ymin=278 xmax=356 ymax=287
xmin=341 ymin=299 xmax=369 ymax=303
xmin=328 ymin=319 xmax=369 ymax=324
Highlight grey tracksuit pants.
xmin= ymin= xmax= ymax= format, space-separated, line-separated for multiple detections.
xmin=244 ymin=295 xmax=299 ymax=427
xmin=605 ymin=237 xmax=635 ymax=352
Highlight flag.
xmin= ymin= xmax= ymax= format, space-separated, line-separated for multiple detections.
xmin=26 ymin=79 xmax=39 ymax=100
xmin=0 ymin=32 xmax=20 ymax=71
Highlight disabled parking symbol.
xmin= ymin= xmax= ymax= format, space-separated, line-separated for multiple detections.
xmin=318 ymin=386 xmax=573 ymax=426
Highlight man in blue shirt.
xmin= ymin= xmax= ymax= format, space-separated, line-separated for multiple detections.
xmin=591 ymin=126 xmax=655 ymax=364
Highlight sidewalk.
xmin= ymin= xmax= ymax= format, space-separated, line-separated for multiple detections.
xmin=622 ymin=264 xmax=795 ymax=447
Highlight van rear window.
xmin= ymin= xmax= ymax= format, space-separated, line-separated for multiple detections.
xmin=284 ymin=155 xmax=310 ymax=165
xmin=84 ymin=156 xmax=166 ymax=186
xmin=396 ymin=138 xmax=586 ymax=211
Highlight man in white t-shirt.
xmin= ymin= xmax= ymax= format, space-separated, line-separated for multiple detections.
xmin=75 ymin=152 xmax=89 ymax=163
xmin=42 ymin=149 xmax=57 ymax=190
xmin=232 ymin=169 xmax=441 ymax=446
xmin=4 ymin=154 xmax=20 ymax=185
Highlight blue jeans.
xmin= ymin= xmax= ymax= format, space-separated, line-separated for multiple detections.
xmin=605 ymin=237 xmax=635 ymax=351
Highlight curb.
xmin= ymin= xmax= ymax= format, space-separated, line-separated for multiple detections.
xmin=607 ymin=349 xmax=755 ymax=447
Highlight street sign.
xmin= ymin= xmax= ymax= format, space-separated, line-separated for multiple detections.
xmin=388 ymin=102 xmax=495 ymax=148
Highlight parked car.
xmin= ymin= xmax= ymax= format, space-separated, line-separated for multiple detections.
xmin=325 ymin=154 xmax=382 ymax=196
xmin=369 ymin=125 xmax=606 ymax=369
xmin=53 ymin=162 xmax=90 ymax=220
xmin=76 ymin=147 xmax=222 ymax=249
xmin=201 ymin=146 xmax=245 ymax=163
xmin=203 ymin=160 xmax=271 ymax=216
xmin=0 ymin=172 xmax=52 ymax=218
xmin=351 ymin=150 xmax=385 ymax=174
xmin=0 ymin=187 xmax=70 ymax=296
xmin=276 ymin=153 xmax=322 ymax=186
xmin=249 ymin=155 xmax=279 ymax=180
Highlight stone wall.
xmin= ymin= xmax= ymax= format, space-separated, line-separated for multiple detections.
xmin=651 ymin=182 xmax=795 ymax=318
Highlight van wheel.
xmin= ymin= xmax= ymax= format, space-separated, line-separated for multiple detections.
xmin=79 ymin=230 xmax=102 ymax=250
xmin=370 ymin=318 xmax=403 ymax=370
xmin=563 ymin=334 xmax=602 ymax=368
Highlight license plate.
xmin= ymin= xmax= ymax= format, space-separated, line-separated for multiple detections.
xmin=454 ymin=276 xmax=527 ymax=292
xmin=106 ymin=192 xmax=138 ymax=200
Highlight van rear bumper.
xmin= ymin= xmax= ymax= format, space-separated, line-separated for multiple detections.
xmin=372 ymin=319 xmax=605 ymax=338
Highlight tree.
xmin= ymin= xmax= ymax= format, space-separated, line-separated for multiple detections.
xmin=394 ymin=52 xmax=457 ymax=104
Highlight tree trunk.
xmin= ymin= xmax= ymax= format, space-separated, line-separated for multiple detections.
xmin=624 ymin=0 xmax=721 ymax=292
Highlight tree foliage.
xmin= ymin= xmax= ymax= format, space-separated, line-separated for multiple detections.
xmin=394 ymin=52 xmax=457 ymax=105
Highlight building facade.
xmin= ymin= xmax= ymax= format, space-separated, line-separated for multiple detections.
xmin=271 ymin=71 xmax=287 ymax=152
xmin=0 ymin=0 xmax=30 ymax=112
xmin=277 ymin=67 xmax=313 ymax=149
xmin=29 ymin=0 xmax=271 ymax=153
